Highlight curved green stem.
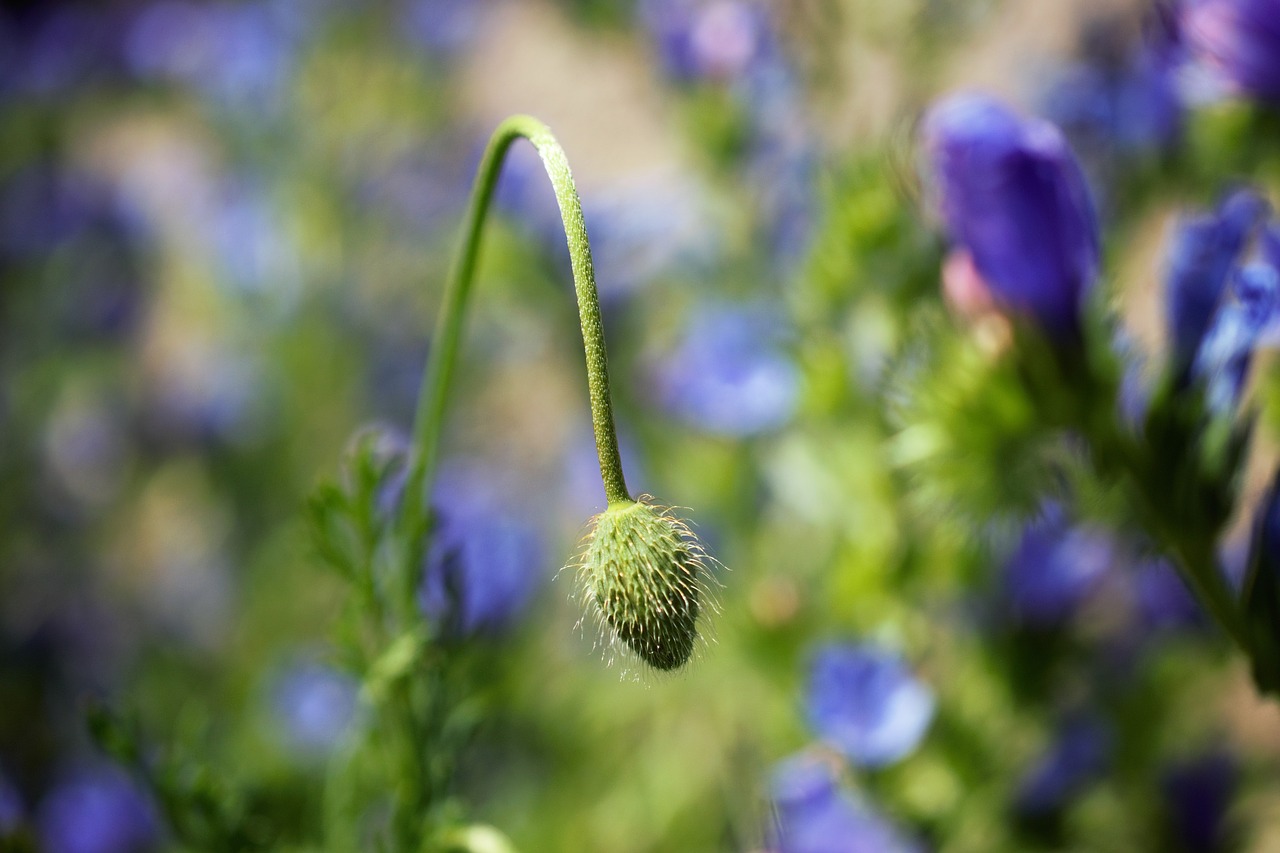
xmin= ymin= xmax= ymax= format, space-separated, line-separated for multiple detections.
xmin=401 ymin=115 xmax=632 ymax=540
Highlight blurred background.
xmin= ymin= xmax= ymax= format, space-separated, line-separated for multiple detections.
xmin=3 ymin=0 xmax=1280 ymax=850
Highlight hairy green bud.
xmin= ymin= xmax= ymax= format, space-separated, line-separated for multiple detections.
xmin=577 ymin=498 xmax=712 ymax=671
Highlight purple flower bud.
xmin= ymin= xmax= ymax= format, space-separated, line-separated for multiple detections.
xmin=922 ymin=94 xmax=1100 ymax=338
xmin=1165 ymin=189 xmax=1269 ymax=375
xmin=1161 ymin=751 xmax=1237 ymax=852
xmin=1182 ymin=0 xmax=1280 ymax=103
xmin=1002 ymin=505 xmax=1115 ymax=626
xmin=770 ymin=754 xmax=921 ymax=853
xmin=805 ymin=644 xmax=935 ymax=769
xmin=1015 ymin=717 xmax=1111 ymax=817
xmin=38 ymin=765 xmax=159 ymax=853
xmin=1193 ymin=252 xmax=1280 ymax=412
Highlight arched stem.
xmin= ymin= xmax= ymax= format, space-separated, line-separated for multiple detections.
xmin=400 ymin=115 xmax=632 ymax=542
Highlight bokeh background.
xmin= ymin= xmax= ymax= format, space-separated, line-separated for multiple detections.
xmin=3 ymin=0 xmax=1280 ymax=850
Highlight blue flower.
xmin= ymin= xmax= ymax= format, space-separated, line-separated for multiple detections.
xmin=805 ymin=644 xmax=935 ymax=769
xmin=1165 ymin=189 xmax=1270 ymax=377
xmin=1183 ymin=0 xmax=1280 ymax=103
xmin=421 ymin=513 xmax=542 ymax=637
xmin=1193 ymin=246 xmax=1280 ymax=412
xmin=1002 ymin=506 xmax=1115 ymax=626
xmin=637 ymin=0 xmax=770 ymax=84
xmin=400 ymin=0 xmax=481 ymax=58
xmin=770 ymin=754 xmax=921 ymax=853
xmin=1161 ymin=751 xmax=1237 ymax=852
xmin=652 ymin=302 xmax=800 ymax=436
xmin=1015 ymin=716 xmax=1111 ymax=817
xmin=126 ymin=1 xmax=302 ymax=116
xmin=270 ymin=660 xmax=360 ymax=758
xmin=1132 ymin=557 xmax=1204 ymax=632
xmin=922 ymin=94 xmax=1100 ymax=338
xmin=419 ymin=472 xmax=544 ymax=638
xmin=38 ymin=765 xmax=159 ymax=853
xmin=1040 ymin=23 xmax=1183 ymax=156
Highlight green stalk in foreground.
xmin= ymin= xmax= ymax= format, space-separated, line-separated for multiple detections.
xmin=400 ymin=115 xmax=715 ymax=671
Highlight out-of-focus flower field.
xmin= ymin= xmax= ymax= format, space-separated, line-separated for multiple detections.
xmin=4 ymin=0 xmax=1280 ymax=851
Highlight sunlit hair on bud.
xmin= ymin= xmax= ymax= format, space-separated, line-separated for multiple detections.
xmin=572 ymin=497 xmax=720 ymax=674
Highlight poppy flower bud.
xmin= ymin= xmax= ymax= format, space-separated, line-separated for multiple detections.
xmin=575 ymin=498 xmax=712 ymax=671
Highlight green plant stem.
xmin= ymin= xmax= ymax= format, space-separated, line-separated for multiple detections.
xmin=400 ymin=114 xmax=632 ymax=545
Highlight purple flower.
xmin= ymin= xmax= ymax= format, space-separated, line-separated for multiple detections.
xmin=1015 ymin=717 xmax=1111 ymax=817
xmin=1165 ymin=189 xmax=1270 ymax=376
xmin=805 ymin=644 xmax=935 ymax=769
xmin=270 ymin=661 xmax=360 ymax=758
xmin=1040 ymin=20 xmax=1183 ymax=156
xmin=770 ymin=754 xmax=921 ymax=853
xmin=1182 ymin=0 xmax=1280 ymax=103
xmin=1132 ymin=557 xmax=1204 ymax=632
xmin=421 ymin=516 xmax=540 ymax=637
xmin=125 ymin=1 xmax=301 ymax=116
xmin=420 ymin=500 xmax=543 ymax=638
xmin=922 ymin=94 xmax=1100 ymax=338
xmin=637 ymin=0 xmax=769 ymax=83
xmin=1161 ymin=752 xmax=1237 ymax=852
xmin=1192 ymin=242 xmax=1280 ymax=411
xmin=400 ymin=0 xmax=481 ymax=58
xmin=1002 ymin=506 xmax=1115 ymax=626
xmin=652 ymin=302 xmax=800 ymax=436
xmin=37 ymin=765 xmax=159 ymax=853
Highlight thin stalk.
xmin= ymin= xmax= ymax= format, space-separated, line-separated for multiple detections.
xmin=400 ymin=115 xmax=632 ymax=547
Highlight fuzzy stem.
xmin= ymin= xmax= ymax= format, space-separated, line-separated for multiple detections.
xmin=402 ymin=115 xmax=632 ymax=536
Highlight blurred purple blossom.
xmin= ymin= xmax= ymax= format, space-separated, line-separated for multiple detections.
xmin=1015 ymin=716 xmax=1112 ymax=817
xmin=0 ymin=6 xmax=125 ymax=97
xmin=1039 ymin=14 xmax=1184 ymax=156
xmin=1165 ymin=189 xmax=1270 ymax=376
xmin=1161 ymin=751 xmax=1238 ymax=852
xmin=37 ymin=765 xmax=160 ymax=853
xmin=400 ymin=0 xmax=483 ymax=58
xmin=637 ymin=0 xmax=815 ymax=266
xmin=270 ymin=660 xmax=360 ymax=758
xmin=1003 ymin=506 xmax=1115 ymax=626
xmin=637 ymin=0 xmax=770 ymax=84
xmin=652 ymin=302 xmax=800 ymax=436
xmin=805 ymin=644 xmax=935 ymax=769
xmin=922 ymin=93 xmax=1100 ymax=339
xmin=419 ymin=465 xmax=544 ymax=638
xmin=584 ymin=178 xmax=719 ymax=297
xmin=126 ymin=0 xmax=305 ymax=116
xmin=1133 ymin=557 xmax=1204 ymax=632
xmin=1182 ymin=0 xmax=1280 ymax=103
xmin=1193 ymin=248 xmax=1280 ymax=412
xmin=770 ymin=753 xmax=921 ymax=853
xmin=208 ymin=178 xmax=301 ymax=302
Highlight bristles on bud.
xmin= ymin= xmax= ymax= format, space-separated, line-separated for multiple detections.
xmin=576 ymin=498 xmax=712 ymax=671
